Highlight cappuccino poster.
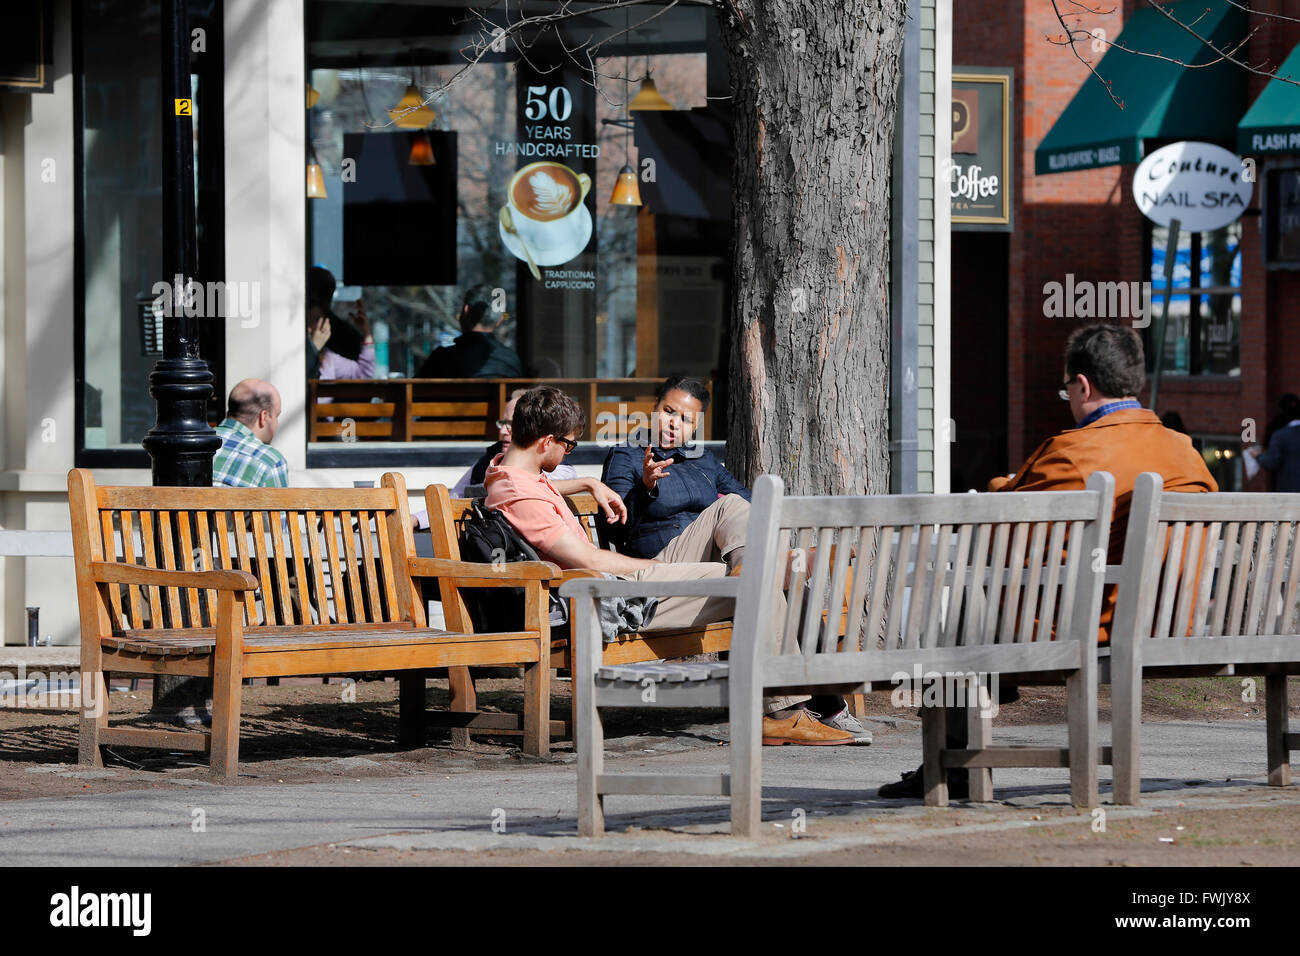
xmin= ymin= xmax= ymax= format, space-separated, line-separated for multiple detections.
xmin=951 ymin=68 xmax=1013 ymax=232
xmin=501 ymin=61 xmax=599 ymax=375
xmin=497 ymin=63 xmax=598 ymax=278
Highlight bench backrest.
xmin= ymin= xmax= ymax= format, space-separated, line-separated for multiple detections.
xmin=423 ymin=483 xmax=603 ymax=632
xmin=1114 ymin=473 xmax=1300 ymax=643
xmin=735 ymin=472 xmax=1115 ymax=673
xmin=68 ymin=469 xmax=422 ymax=635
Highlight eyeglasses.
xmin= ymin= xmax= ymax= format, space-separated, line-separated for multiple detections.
xmin=1058 ymin=376 xmax=1079 ymax=402
xmin=495 ymin=419 xmax=512 ymax=429
xmin=552 ymin=435 xmax=579 ymax=453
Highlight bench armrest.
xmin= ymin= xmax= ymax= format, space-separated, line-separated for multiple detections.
xmin=407 ymin=556 xmax=561 ymax=584
xmin=88 ymin=561 xmax=259 ymax=591
xmin=553 ymin=568 xmax=602 ymax=586
xmin=559 ymin=577 xmax=741 ymax=600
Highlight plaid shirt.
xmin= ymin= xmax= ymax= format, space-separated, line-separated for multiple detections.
xmin=213 ymin=418 xmax=288 ymax=488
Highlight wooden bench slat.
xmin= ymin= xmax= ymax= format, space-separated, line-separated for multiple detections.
xmin=250 ymin=510 xmax=277 ymax=626
xmin=322 ymin=510 xmax=348 ymax=624
xmin=271 ymin=510 xmax=295 ymax=625
xmin=289 ymin=511 xmax=311 ymax=627
xmin=121 ymin=510 xmax=145 ymax=628
xmin=358 ymin=511 xmax=382 ymax=623
xmin=339 ymin=510 xmax=366 ymax=624
xmin=226 ymin=511 xmax=258 ymax=626
xmin=305 ymin=510 xmax=330 ymax=626
xmin=100 ymin=510 xmax=124 ymax=631
xmin=157 ymin=511 xmax=184 ymax=628
xmin=177 ymin=510 xmax=204 ymax=626
xmin=194 ymin=510 xmax=217 ymax=627
xmin=311 ymin=402 xmax=397 ymax=417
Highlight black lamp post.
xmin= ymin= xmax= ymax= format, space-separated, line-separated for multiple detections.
xmin=142 ymin=0 xmax=220 ymax=486
xmin=145 ymin=0 xmax=220 ymax=716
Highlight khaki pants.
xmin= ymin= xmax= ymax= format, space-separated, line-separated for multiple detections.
xmin=627 ymin=494 xmax=809 ymax=714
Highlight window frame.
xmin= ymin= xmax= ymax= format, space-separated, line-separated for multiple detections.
xmin=73 ymin=0 xmax=226 ymax=469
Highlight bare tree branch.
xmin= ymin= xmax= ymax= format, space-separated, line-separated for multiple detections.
xmin=1046 ymin=0 xmax=1300 ymax=109
xmin=1045 ymin=0 xmax=1300 ymax=113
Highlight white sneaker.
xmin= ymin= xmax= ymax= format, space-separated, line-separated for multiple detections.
xmin=813 ymin=707 xmax=873 ymax=745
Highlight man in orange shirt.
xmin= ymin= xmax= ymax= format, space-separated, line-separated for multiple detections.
xmin=486 ymin=386 xmax=852 ymax=745
xmin=879 ymin=323 xmax=1217 ymax=798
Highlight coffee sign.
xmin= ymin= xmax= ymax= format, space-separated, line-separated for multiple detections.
xmin=1132 ymin=141 xmax=1253 ymax=232
xmin=951 ymin=68 xmax=1014 ymax=232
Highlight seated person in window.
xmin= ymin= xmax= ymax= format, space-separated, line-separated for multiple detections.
xmin=306 ymin=265 xmax=374 ymax=380
xmin=416 ymin=288 xmax=522 ymax=379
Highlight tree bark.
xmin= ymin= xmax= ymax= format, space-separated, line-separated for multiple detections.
xmin=719 ymin=0 xmax=907 ymax=495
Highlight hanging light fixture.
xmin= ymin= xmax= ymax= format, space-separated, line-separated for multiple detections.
xmin=607 ymin=10 xmax=642 ymax=207
xmin=610 ymin=164 xmax=641 ymax=206
xmin=307 ymin=144 xmax=327 ymax=199
xmin=408 ymin=129 xmax=436 ymax=165
xmin=389 ymin=77 xmax=435 ymax=129
xmin=629 ymin=57 xmax=673 ymax=112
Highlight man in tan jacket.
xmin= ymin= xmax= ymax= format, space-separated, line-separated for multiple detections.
xmin=989 ymin=323 xmax=1217 ymax=639
xmin=879 ymin=323 xmax=1216 ymax=799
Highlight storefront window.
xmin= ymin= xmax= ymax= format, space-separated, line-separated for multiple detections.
xmin=76 ymin=0 xmax=225 ymax=459
xmin=1196 ymin=436 xmax=1243 ymax=491
xmin=305 ymin=0 xmax=729 ymax=444
xmin=1148 ymin=221 xmax=1242 ymax=376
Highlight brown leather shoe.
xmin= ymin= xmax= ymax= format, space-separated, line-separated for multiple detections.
xmin=761 ymin=710 xmax=854 ymax=746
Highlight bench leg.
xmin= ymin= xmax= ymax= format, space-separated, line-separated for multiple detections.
xmin=921 ymin=701 xmax=948 ymax=807
xmin=966 ymin=690 xmax=994 ymax=802
xmin=399 ymin=671 xmax=428 ymax=748
xmin=574 ymin=599 xmax=604 ymax=836
xmin=730 ymin=696 xmax=762 ymax=838
xmin=1111 ymin=645 xmax=1142 ymax=806
xmin=522 ymin=638 xmax=551 ymax=757
xmin=447 ymin=666 xmax=477 ymax=749
xmin=1067 ymin=667 xmax=1098 ymax=809
xmin=846 ymin=692 xmax=867 ymax=719
xmin=1266 ymin=674 xmax=1291 ymax=787
xmin=209 ymin=613 xmax=244 ymax=781
xmin=78 ymin=668 xmax=109 ymax=768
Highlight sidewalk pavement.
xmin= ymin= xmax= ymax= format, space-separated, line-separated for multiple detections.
xmin=0 ymin=716 xmax=1294 ymax=865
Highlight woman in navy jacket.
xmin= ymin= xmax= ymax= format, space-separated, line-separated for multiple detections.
xmin=600 ymin=377 xmax=750 ymax=560
xmin=599 ymin=376 xmax=874 ymax=745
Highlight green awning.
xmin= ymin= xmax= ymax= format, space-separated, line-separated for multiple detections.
xmin=1238 ymin=43 xmax=1300 ymax=155
xmin=1035 ymin=0 xmax=1246 ymax=175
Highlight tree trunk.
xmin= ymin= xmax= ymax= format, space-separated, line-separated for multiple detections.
xmin=719 ymin=0 xmax=907 ymax=495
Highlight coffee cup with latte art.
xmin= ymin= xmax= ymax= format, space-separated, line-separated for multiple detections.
xmin=505 ymin=161 xmax=592 ymax=256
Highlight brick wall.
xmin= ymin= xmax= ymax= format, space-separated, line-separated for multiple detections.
xmin=953 ymin=0 xmax=1300 ymax=484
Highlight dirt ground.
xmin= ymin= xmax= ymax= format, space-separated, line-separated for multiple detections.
xmin=0 ymin=673 xmax=1290 ymax=802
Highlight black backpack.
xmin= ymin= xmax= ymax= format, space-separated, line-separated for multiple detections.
xmin=457 ymin=501 xmax=568 ymax=634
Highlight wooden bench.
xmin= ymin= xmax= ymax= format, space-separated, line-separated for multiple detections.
xmin=1109 ymin=474 xmax=1300 ymax=804
xmin=422 ymin=484 xmax=733 ymax=747
xmin=565 ymin=472 xmax=1115 ymax=836
xmin=67 ymin=469 xmax=556 ymax=778
xmin=308 ymin=378 xmax=713 ymax=442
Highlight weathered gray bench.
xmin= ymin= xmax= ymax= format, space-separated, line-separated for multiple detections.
xmin=564 ymin=472 xmax=1115 ymax=837
xmin=1109 ymin=473 xmax=1300 ymax=804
